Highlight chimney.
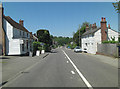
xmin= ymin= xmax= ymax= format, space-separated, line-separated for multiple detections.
xmin=108 ymin=24 xmax=111 ymax=29
xmin=92 ymin=24 xmax=94 ymax=28
xmin=101 ymin=17 xmax=107 ymax=42
xmin=94 ymin=23 xmax=96 ymax=27
xmin=0 ymin=3 xmax=3 ymax=31
xmin=85 ymin=24 xmax=89 ymax=31
xmin=0 ymin=3 xmax=3 ymax=30
xmin=0 ymin=2 xmax=6 ymax=55
xmin=101 ymin=17 xmax=104 ymax=21
xmin=92 ymin=23 xmax=97 ymax=29
xmin=90 ymin=24 xmax=92 ymax=29
xmin=19 ymin=20 xmax=24 ymax=26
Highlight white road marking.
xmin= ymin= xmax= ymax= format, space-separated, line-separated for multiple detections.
xmin=71 ymin=71 xmax=75 ymax=74
xmin=62 ymin=50 xmax=93 ymax=89
xmin=67 ymin=61 xmax=69 ymax=63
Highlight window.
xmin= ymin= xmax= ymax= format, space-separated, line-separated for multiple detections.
xmin=92 ymin=34 xmax=94 ymax=37
xmin=27 ymin=33 xmax=28 ymax=37
xmin=22 ymin=44 xmax=24 ymax=51
xmin=20 ymin=31 xmax=21 ymax=36
xmin=23 ymin=32 xmax=24 ymax=36
xmin=27 ymin=41 xmax=28 ymax=50
xmin=85 ymin=43 xmax=87 ymax=46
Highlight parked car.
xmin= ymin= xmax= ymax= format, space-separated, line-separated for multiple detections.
xmin=83 ymin=48 xmax=87 ymax=53
xmin=74 ymin=46 xmax=82 ymax=53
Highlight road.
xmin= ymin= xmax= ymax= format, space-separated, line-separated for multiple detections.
xmin=2 ymin=48 xmax=118 ymax=88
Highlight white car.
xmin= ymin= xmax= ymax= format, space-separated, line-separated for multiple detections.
xmin=74 ymin=46 xmax=82 ymax=53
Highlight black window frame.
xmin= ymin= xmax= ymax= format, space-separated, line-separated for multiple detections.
xmin=22 ymin=44 xmax=24 ymax=51
xmin=20 ymin=31 xmax=21 ymax=36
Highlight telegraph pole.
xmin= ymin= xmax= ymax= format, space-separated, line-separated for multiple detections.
xmin=79 ymin=25 xmax=81 ymax=47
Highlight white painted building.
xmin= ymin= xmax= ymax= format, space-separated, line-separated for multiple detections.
xmin=0 ymin=4 xmax=37 ymax=55
xmin=82 ymin=17 xmax=119 ymax=54
xmin=3 ymin=16 xmax=32 ymax=55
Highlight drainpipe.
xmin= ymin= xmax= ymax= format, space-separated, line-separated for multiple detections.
xmin=105 ymin=28 xmax=108 ymax=41
xmin=107 ymin=27 xmax=108 ymax=41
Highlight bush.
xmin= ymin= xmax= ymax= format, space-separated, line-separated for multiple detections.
xmin=51 ymin=45 xmax=57 ymax=49
xmin=44 ymin=44 xmax=51 ymax=52
xmin=102 ymin=41 xmax=118 ymax=44
xmin=33 ymin=41 xmax=52 ymax=53
xmin=38 ymin=47 xmax=42 ymax=51
xmin=33 ymin=41 xmax=44 ymax=55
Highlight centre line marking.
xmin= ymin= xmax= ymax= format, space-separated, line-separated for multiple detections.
xmin=62 ymin=50 xmax=93 ymax=89
xmin=67 ymin=61 xmax=69 ymax=63
xmin=71 ymin=71 xmax=75 ymax=74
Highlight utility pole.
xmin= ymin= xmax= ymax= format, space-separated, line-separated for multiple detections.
xmin=79 ymin=25 xmax=81 ymax=47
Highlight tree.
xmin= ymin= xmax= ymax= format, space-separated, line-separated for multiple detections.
xmin=73 ymin=22 xmax=89 ymax=46
xmin=37 ymin=29 xmax=52 ymax=45
xmin=52 ymin=36 xmax=72 ymax=46
xmin=113 ymin=1 xmax=120 ymax=43
xmin=36 ymin=29 xmax=53 ymax=52
xmin=112 ymin=1 xmax=120 ymax=13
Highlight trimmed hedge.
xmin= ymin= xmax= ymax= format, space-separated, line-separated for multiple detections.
xmin=102 ymin=41 xmax=118 ymax=44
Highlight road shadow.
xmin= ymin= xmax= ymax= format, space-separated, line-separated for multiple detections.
xmin=0 ymin=57 xmax=10 ymax=59
xmin=50 ymin=51 xmax=58 ymax=53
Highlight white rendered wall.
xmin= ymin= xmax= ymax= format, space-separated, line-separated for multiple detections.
xmin=108 ymin=29 xmax=118 ymax=41
xmin=4 ymin=18 xmax=32 ymax=55
xmin=82 ymin=29 xmax=101 ymax=54
xmin=3 ymin=18 xmax=21 ymax=55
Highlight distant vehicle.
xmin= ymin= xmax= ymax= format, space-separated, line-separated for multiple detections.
xmin=74 ymin=46 xmax=82 ymax=53
xmin=67 ymin=46 xmax=70 ymax=49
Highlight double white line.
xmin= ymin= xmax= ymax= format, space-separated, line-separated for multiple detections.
xmin=62 ymin=50 xmax=93 ymax=89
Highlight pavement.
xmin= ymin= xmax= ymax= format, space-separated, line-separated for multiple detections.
xmin=83 ymin=52 xmax=118 ymax=68
xmin=1 ymin=53 xmax=49 ymax=84
xmin=1 ymin=48 xmax=118 ymax=88
xmin=69 ymin=48 xmax=118 ymax=68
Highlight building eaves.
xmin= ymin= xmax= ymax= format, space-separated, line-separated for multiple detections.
xmin=3 ymin=15 xmax=29 ymax=33
xmin=82 ymin=27 xmax=101 ymax=36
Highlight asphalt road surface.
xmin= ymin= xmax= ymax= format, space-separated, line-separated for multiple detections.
xmin=2 ymin=48 xmax=118 ymax=88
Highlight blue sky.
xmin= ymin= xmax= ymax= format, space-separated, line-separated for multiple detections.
xmin=3 ymin=2 xmax=118 ymax=37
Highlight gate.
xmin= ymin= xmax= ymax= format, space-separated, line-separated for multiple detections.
xmin=118 ymin=46 xmax=120 ymax=57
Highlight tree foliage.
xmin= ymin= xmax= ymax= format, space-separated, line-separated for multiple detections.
xmin=37 ymin=29 xmax=52 ymax=45
xmin=112 ymin=1 xmax=120 ymax=13
xmin=73 ymin=22 xmax=90 ymax=46
xmin=102 ymin=41 xmax=118 ymax=44
xmin=53 ymin=36 xmax=73 ymax=46
xmin=33 ymin=41 xmax=43 ymax=55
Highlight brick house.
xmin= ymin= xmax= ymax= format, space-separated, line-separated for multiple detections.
xmin=0 ymin=3 xmax=5 ymax=55
xmin=81 ymin=17 xmax=119 ymax=54
xmin=0 ymin=3 xmax=37 ymax=55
